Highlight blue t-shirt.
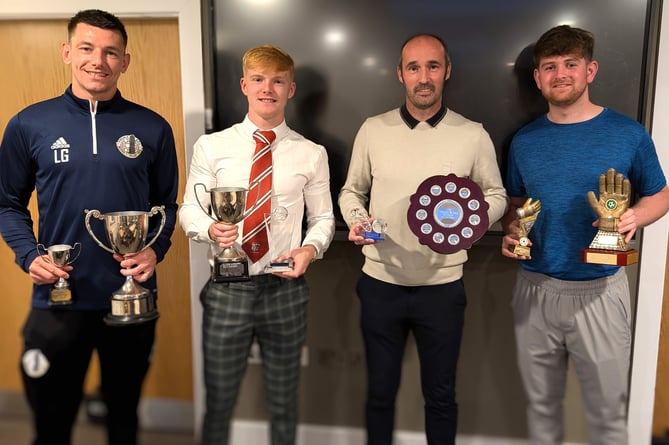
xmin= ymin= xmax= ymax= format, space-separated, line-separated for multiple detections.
xmin=506 ymin=108 xmax=666 ymax=280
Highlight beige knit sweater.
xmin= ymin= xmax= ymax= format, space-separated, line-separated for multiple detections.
xmin=339 ymin=107 xmax=508 ymax=286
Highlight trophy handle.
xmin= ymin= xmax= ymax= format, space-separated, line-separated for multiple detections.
xmin=194 ymin=183 xmax=218 ymax=222
xmin=142 ymin=206 xmax=166 ymax=251
xmin=195 ymin=180 xmax=262 ymax=222
xmin=84 ymin=209 xmax=115 ymax=254
xmin=69 ymin=242 xmax=82 ymax=264
xmin=36 ymin=243 xmax=49 ymax=262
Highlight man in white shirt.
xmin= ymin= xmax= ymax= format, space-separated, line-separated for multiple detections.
xmin=179 ymin=45 xmax=335 ymax=445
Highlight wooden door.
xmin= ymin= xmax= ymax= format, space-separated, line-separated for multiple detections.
xmin=0 ymin=18 xmax=192 ymax=401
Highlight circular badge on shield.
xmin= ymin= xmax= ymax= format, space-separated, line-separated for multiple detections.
xmin=407 ymin=174 xmax=489 ymax=254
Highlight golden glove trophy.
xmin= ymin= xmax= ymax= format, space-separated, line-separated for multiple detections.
xmin=581 ymin=168 xmax=638 ymax=266
xmin=513 ymin=198 xmax=541 ymax=256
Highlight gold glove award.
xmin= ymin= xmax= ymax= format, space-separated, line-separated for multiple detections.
xmin=581 ymin=168 xmax=638 ymax=266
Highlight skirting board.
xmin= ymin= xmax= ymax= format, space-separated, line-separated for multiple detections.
xmin=230 ymin=420 xmax=587 ymax=445
xmin=0 ymin=390 xmax=194 ymax=432
xmin=0 ymin=391 xmax=586 ymax=445
xmin=138 ymin=398 xmax=193 ymax=431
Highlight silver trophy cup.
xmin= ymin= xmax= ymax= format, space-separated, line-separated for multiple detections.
xmin=195 ymin=184 xmax=258 ymax=282
xmin=36 ymin=242 xmax=81 ymax=305
xmin=84 ymin=206 xmax=166 ymax=325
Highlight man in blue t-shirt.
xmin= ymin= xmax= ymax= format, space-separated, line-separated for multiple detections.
xmin=501 ymin=25 xmax=669 ymax=445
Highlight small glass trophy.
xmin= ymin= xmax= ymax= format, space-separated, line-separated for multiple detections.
xmin=350 ymin=208 xmax=387 ymax=241
xmin=264 ymin=207 xmax=296 ymax=273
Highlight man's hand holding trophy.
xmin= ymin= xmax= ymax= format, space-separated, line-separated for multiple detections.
xmin=84 ymin=207 xmax=166 ymax=325
xmin=195 ymin=184 xmax=254 ymax=282
xmin=348 ymin=208 xmax=387 ymax=245
xmin=513 ymin=198 xmax=541 ymax=257
xmin=35 ymin=242 xmax=81 ymax=305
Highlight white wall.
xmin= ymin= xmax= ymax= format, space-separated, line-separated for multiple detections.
xmin=629 ymin=2 xmax=669 ymax=442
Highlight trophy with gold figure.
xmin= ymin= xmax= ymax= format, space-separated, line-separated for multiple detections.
xmin=513 ymin=198 xmax=541 ymax=257
xmin=582 ymin=168 xmax=638 ymax=266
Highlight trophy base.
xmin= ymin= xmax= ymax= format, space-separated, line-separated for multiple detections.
xmin=48 ymin=288 xmax=74 ymax=306
xmin=212 ymin=257 xmax=250 ymax=283
xmin=265 ymin=258 xmax=295 ymax=273
xmin=513 ymin=245 xmax=531 ymax=257
xmin=105 ymin=280 xmax=159 ymax=326
xmin=104 ymin=310 xmax=160 ymax=326
xmin=581 ymin=248 xmax=639 ymax=266
xmin=364 ymin=231 xmax=385 ymax=241
xmin=106 ymin=294 xmax=159 ymax=326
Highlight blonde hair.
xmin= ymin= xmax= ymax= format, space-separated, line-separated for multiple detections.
xmin=242 ymin=45 xmax=295 ymax=80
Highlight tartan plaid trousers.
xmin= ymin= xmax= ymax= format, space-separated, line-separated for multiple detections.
xmin=199 ymin=274 xmax=309 ymax=445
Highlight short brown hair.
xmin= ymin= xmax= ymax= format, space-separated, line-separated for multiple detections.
xmin=242 ymin=45 xmax=295 ymax=80
xmin=533 ymin=25 xmax=594 ymax=66
xmin=68 ymin=9 xmax=128 ymax=48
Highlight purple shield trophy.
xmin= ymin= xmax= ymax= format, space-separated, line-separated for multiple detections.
xmin=408 ymin=174 xmax=489 ymax=254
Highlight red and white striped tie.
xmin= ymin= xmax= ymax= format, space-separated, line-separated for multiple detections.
xmin=241 ymin=130 xmax=276 ymax=263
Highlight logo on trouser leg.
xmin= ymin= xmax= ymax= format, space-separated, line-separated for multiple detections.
xmin=22 ymin=349 xmax=50 ymax=378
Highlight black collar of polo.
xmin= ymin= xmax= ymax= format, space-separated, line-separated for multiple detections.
xmin=400 ymin=104 xmax=446 ymax=129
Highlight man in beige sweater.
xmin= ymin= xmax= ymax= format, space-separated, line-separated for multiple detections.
xmin=339 ymin=33 xmax=507 ymax=445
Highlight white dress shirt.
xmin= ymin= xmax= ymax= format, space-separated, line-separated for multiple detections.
xmin=180 ymin=116 xmax=335 ymax=275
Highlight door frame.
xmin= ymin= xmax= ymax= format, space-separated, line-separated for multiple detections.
xmin=630 ymin=2 xmax=669 ymax=441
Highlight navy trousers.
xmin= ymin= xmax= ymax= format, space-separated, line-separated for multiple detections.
xmin=357 ymin=273 xmax=466 ymax=445
xmin=21 ymin=308 xmax=156 ymax=445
